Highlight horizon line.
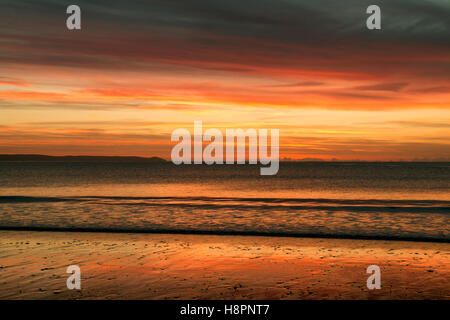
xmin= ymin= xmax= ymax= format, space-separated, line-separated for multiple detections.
xmin=0 ymin=154 xmax=448 ymax=163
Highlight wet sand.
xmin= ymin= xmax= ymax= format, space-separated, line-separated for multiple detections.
xmin=0 ymin=230 xmax=448 ymax=299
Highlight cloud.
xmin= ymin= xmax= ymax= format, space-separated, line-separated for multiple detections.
xmin=390 ymin=121 xmax=450 ymax=128
xmin=260 ymin=81 xmax=325 ymax=88
xmin=409 ymin=86 xmax=450 ymax=94
xmin=0 ymin=76 xmax=29 ymax=87
xmin=354 ymin=82 xmax=409 ymax=92
xmin=0 ymin=0 xmax=449 ymax=81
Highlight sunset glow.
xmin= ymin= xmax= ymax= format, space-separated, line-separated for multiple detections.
xmin=0 ymin=0 xmax=449 ymax=160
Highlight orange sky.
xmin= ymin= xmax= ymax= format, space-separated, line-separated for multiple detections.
xmin=0 ymin=0 xmax=449 ymax=161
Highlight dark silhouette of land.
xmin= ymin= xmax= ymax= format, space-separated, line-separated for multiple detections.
xmin=0 ymin=154 xmax=167 ymax=162
xmin=0 ymin=154 xmax=447 ymax=163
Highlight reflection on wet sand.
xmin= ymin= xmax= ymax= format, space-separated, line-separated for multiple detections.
xmin=1 ymin=231 xmax=448 ymax=300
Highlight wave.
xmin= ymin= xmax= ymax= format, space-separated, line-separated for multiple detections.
xmin=1 ymin=195 xmax=448 ymax=242
xmin=1 ymin=225 xmax=449 ymax=243
xmin=1 ymin=196 xmax=448 ymax=214
xmin=2 ymin=195 xmax=449 ymax=204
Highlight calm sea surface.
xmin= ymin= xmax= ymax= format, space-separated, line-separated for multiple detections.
xmin=0 ymin=162 xmax=448 ymax=241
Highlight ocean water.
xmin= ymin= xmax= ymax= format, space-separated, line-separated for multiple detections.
xmin=0 ymin=162 xmax=448 ymax=241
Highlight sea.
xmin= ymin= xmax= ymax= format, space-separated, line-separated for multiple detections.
xmin=0 ymin=161 xmax=448 ymax=242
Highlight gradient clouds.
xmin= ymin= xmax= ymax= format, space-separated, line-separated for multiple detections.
xmin=0 ymin=0 xmax=449 ymax=160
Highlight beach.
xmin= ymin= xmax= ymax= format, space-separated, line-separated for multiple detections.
xmin=1 ymin=230 xmax=448 ymax=300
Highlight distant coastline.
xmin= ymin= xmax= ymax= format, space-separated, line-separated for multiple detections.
xmin=0 ymin=154 xmax=448 ymax=163
xmin=0 ymin=154 xmax=167 ymax=163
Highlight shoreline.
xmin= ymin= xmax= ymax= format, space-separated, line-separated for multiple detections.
xmin=0 ymin=230 xmax=449 ymax=300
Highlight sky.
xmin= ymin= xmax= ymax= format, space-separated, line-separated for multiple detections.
xmin=0 ymin=0 xmax=449 ymax=161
